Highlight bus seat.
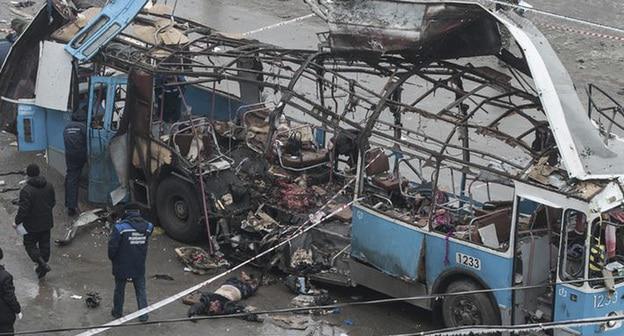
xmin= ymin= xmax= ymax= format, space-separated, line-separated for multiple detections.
xmin=171 ymin=134 xmax=213 ymax=158
xmin=365 ymin=148 xmax=407 ymax=192
xmin=365 ymin=148 xmax=390 ymax=175
xmin=281 ymin=148 xmax=330 ymax=169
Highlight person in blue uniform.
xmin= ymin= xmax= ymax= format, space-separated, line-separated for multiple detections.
xmin=108 ymin=203 xmax=154 ymax=322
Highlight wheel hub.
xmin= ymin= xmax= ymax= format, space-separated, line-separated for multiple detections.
xmin=451 ymin=298 xmax=482 ymax=325
xmin=173 ymin=199 xmax=189 ymax=220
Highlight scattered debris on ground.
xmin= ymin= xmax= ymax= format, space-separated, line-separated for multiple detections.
xmin=290 ymin=294 xmax=334 ymax=309
xmin=55 ymin=209 xmax=109 ymax=246
xmin=175 ymin=247 xmax=230 ymax=275
xmin=151 ymin=274 xmax=175 ymax=281
xmin=262 ymin=317 xmax=345 ymax=336
xmin=85 ymin=291 xmax=101 ymax=308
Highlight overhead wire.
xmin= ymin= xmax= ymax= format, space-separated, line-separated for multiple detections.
xmin=387 ymin=314 xmax=624 ymax=336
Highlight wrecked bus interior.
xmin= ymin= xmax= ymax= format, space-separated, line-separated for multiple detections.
xmin=2 ymin=0 xmax=624 ymax=334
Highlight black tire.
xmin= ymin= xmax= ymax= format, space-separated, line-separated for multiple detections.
xmin=155 ymin=177 xmax=203 ymax=243
xmin=441 ymin=280 xmax=500 ymax=328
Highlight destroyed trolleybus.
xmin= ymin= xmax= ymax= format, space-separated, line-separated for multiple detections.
xmin=278 ymin=2 xmax=624 ymax=335
xmin=2 ymin=0 xmax=624 ymax=334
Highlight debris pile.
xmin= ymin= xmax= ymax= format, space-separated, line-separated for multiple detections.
xmin=175 ymin=247 xmax=230 ymax=275
xmin=85 ymin=291 xmax=101 ymax=308
xmin=55 ymin=209 xmax=109 ymax=246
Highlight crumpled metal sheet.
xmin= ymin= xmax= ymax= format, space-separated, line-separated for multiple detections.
xmin=129 ymin=20 xmax=190 ymax=46
xmin=55 ymin=209 xmax=109 ymax=246
xmin=306 ymin=0 xmax=501 ymax=59
xmin=51 ymin=7 xmax=102 ymax=43
xmin=0 ymin=6 xmax=63 ymax=131
xmin=494 ymin=11 xmax=624 ymax=180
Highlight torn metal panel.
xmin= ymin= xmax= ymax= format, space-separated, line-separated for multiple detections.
xmin=34 ymin=41 xmax=73 ymax=111
xmin=65 ymin=0 xmax=150 ymax=61
xmin=589 ymin=181 xmax=624 ymax=214
xmin=129 ymin=20 xmax=190 ymax=46
xmin=109 ymin=133 xmax=129 ymax=189
xmin=495 ymin=12 xmax=624 ymax=180
xmin=0 ymin=6 xmax=65 ymax=130
xmin=513 ymin=181 xmax=590 ymax=212
xmin=123 ymin=69 xmax=174 ymax=179
xmin=51 ymin=7 xmax=102 ymax=43
xmin=307 ymin=0 xmax=501 ymax=58
xmin=132 ymin=136 xmax=173 ymax=175
xmin=122 ymin=70 xmax=152 ymax=137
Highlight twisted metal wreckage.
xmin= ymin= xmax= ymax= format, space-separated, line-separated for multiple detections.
xmin=3 ymin=0 xmax=624 ymax=328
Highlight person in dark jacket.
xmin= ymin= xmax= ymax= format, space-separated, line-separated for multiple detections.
xmin=187 ymin=272 xmax=258 ymax=318
xmin=0 ymin=248 xmax=21 ymax=336
xmin=1 ymin=19 xmax=28 ymax=69
xmin=14 ymin=164 xmax=55 ymax=279
xmin=63 ymin=113 xmax=87 ymax=217
xmin=5 ymin=19 xmax=27 ymax=43
xmin=108 ymin=203 xmax=154 ymax=322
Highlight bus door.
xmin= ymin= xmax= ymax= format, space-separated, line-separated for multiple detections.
xmin=553 ymin=209 xmax=592 ymax=335
xmin=513 ymin=197 xmax=561 ymax=325
xmin=87 ymin=76 xmax=127 ymax=204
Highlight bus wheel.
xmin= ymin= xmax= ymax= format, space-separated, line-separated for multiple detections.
xmin=156 ymin=177 xmax=202 ymax=243
xmin=441 ymin=280 xmax=500 ymax=327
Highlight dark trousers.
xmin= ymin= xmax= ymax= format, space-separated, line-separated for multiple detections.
xmin=113 ymin=276 xmax=148 ymax=321
xmin=0 ymin=323 xmax=14 ymax=336
xmin=64 ymin=154 xmax=86 ymax=210
xmin=23 ymin=230 xmax=51 ymax=264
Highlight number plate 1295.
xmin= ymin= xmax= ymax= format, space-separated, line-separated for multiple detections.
xmin=456 ymin=253 xmax=481 ymax=270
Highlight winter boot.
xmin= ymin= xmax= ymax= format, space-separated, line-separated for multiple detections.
xmin=36 ymin=258 xmax=51 ymax=279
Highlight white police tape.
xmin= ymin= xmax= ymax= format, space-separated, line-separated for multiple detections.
xmin=537 ymin=21 xmax=624 ymax=42
xmin=243 ymin=14 xmax=315 ymax=36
